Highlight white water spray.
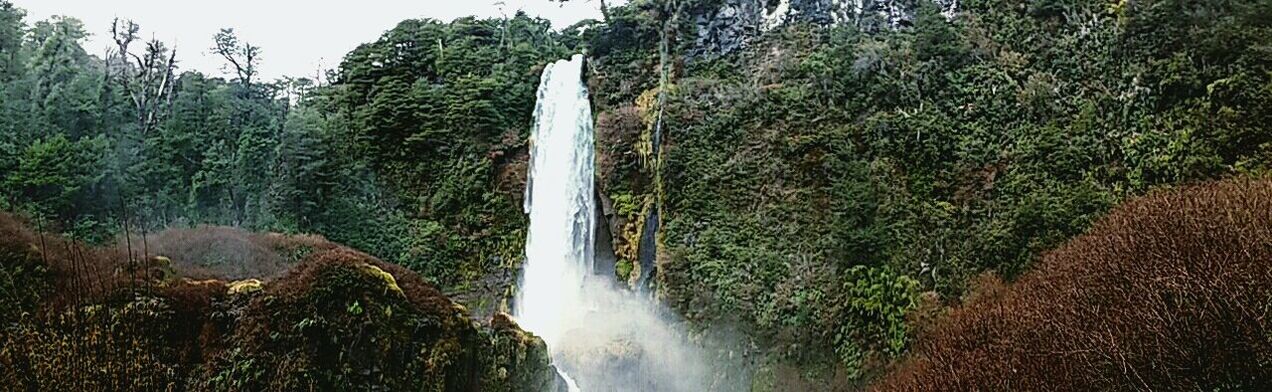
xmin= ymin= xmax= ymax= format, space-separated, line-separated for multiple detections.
xmin=517 ymin=55 xmax=721 ymax=392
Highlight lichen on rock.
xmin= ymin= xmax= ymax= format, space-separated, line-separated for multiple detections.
xmin=227 ymin=278 xmax=263 ymax=295
xmin=357 ymin=262 xmax=404 ymax=296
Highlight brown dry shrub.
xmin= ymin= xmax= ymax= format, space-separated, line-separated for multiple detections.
xmin=596 ymin=105 xmax=646 ymax=186
xmin=0 ymin=297 xmax=188 ymax=390
xmin=142 ymin=225 xmax=336 ymax=280
xmin=0 ymin=213 xmax=235 ymax=389
xmin=872 ymin=179 xmax=1272 ymax=391
xmin=0 ymin=213 xmax=49 ymax=314
xmin=157 ymin=278 xmax=231 ymax=364
xmin=0 ymin=213 xmax=133 ymax=310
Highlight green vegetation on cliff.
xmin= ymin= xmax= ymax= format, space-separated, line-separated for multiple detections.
xmin=0 ymin=4 xmax=583 ymax=313
xmin=1 ymin=0 xmax=1270 ymax=389
xmin=874 ymin=179 xmax=1272 ymax=391
xmin=317 ymin=15 xmax=573 ymax=296
xmin=584 ymin=0 xmax=1272 ymax=385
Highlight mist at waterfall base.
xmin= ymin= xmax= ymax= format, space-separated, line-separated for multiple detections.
xmin=513 ymin=55 xmax=716 ymax=392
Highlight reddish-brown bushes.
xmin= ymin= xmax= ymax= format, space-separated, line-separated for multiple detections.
xmin=0 ymin=214 xmax=239 ymax=389
xmin=872 ymin=179 xmax=1272 ymax=391
xmin=0 ymin=213 xmax=51 ymax=317
xmin=2 ymin=213 xmax=560 ymax=390
xmin=596 ymin=105 xmax=645 ymax=184
xmin=190 ymin=247 xmax=492 ymax=390
xmin=267 ymin=247 xmax=457 ymax=320
xmin=143 ymin=225 xmax=336 ymax=280
xmin=0 ymin=213 xmax=133 ymax=310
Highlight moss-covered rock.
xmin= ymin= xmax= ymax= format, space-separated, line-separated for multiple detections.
xmin=0 ymin=214 xmax=562 ymax=391
xmin=190 ymin=249 xmax=561 ymax=392
xmin=226 ymin=279 xmax=263 ymax=296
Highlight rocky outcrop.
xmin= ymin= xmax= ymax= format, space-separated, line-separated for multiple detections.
xmin=594 ymin=191 xmax=619 ymax=279
xmin=691 ymin=0 xmax=767 ymax=59
xmin=0 ymin=214 xmax=564 ymax=391
xmin=690 ymin=0 xmax=959 ymax=59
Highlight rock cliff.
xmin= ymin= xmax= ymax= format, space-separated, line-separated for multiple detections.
xmin=691 ymin=0 xmax=959 ymax=58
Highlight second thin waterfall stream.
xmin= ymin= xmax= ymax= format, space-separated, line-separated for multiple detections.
xmin=514 ymin=55 xmax=714 ymax=391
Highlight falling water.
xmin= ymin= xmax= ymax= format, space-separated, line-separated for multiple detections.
xmin=516 ymin=54 xmax=595 ymax=350
xmin=517 ymin=55 xmax=723 ymax=392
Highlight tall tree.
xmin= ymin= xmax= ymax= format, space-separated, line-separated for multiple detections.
xmin=205 ymin=28 xmax=281 ymax=227
xmin=0 ymin=1 xmax=26 ymax=186
xmin=270 ymin=104 xmax=329 ymax=231
xmin=4 ymin=133 xmax=107 ymax=226
xmin=25 ymin=16 xmax=101 ymax=140
xmin=211 ymin=28 xmax=259 ymax=86
xmin=0 ymin=1 xmax=24 ymax=83
xmin=108 ymin=18 xmax=178 ymax=139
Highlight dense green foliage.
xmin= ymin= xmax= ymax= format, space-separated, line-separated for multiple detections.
xmin=0 ymin=7 xmax=302 ymax=239
xmin=3 ymin=0 xmax=1271 ymax=388
xmin=0 ymin=5 xmax=580 ymax=308
xmin=583 ymin=0 xmax=1272 ymax=384
xmin=319 ymin=15 xmax=572 ymax=293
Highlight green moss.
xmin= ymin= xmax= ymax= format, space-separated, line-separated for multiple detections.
xmin=611 ymin=192 xmax=641 ymax=220
xmin=227 ymin=279 xmax=263 ymax=295
xmin=356 ymin=263 xmax=403 ymax=297
xmin=615 ymin=258 xmax=634 ymax=281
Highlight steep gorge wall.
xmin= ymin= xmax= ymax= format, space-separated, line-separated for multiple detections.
xmin=586 ymin=0 xmax=1272 ymax=389
xmin=590 ymin=0 xmax=967 ymax=292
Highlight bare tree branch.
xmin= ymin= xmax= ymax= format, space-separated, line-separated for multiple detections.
xmin=109 ymin=18 xmax=178 ymax=138
xmin=212 ymin=28 xmax=258 ymax=86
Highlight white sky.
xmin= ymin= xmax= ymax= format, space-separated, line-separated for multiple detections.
xmin=13 ymin=0 xmax=613 ymax=81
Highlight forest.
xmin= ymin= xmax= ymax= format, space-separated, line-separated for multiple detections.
xmin=1 ymin=0 xmax=1270 ymax=390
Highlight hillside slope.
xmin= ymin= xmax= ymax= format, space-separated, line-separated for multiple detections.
xmin=872 ymin=179 xmax=1272 ymax=391
xmin=583 ymin=0 xmax=1272 ymax=386
xmin=0 ymin=214 xmax=564 ymax=391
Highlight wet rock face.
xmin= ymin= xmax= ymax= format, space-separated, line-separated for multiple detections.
xmin=557 ymin=333 xmax=661 ymax=391
xmin=690 ymin=0 xmax=959 ymax=58
xmin=691 ymin=0 xmax=766 ymax=59
xmin=854 ymin=0 xmax=960 ymax=30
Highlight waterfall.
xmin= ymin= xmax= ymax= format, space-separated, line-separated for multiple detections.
xmin=516 ymin=54 xmax=596 ymax=351
xmin=516 ymin=55 xmax=719 ymax=392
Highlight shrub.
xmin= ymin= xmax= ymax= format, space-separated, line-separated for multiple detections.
xmin=871 ymin=179 xmax=1272 ymax=391
xmin=142 ymin=225 xmax=337 ymax=280
xmin=0 ymin=213 xmax=561 ymax=391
